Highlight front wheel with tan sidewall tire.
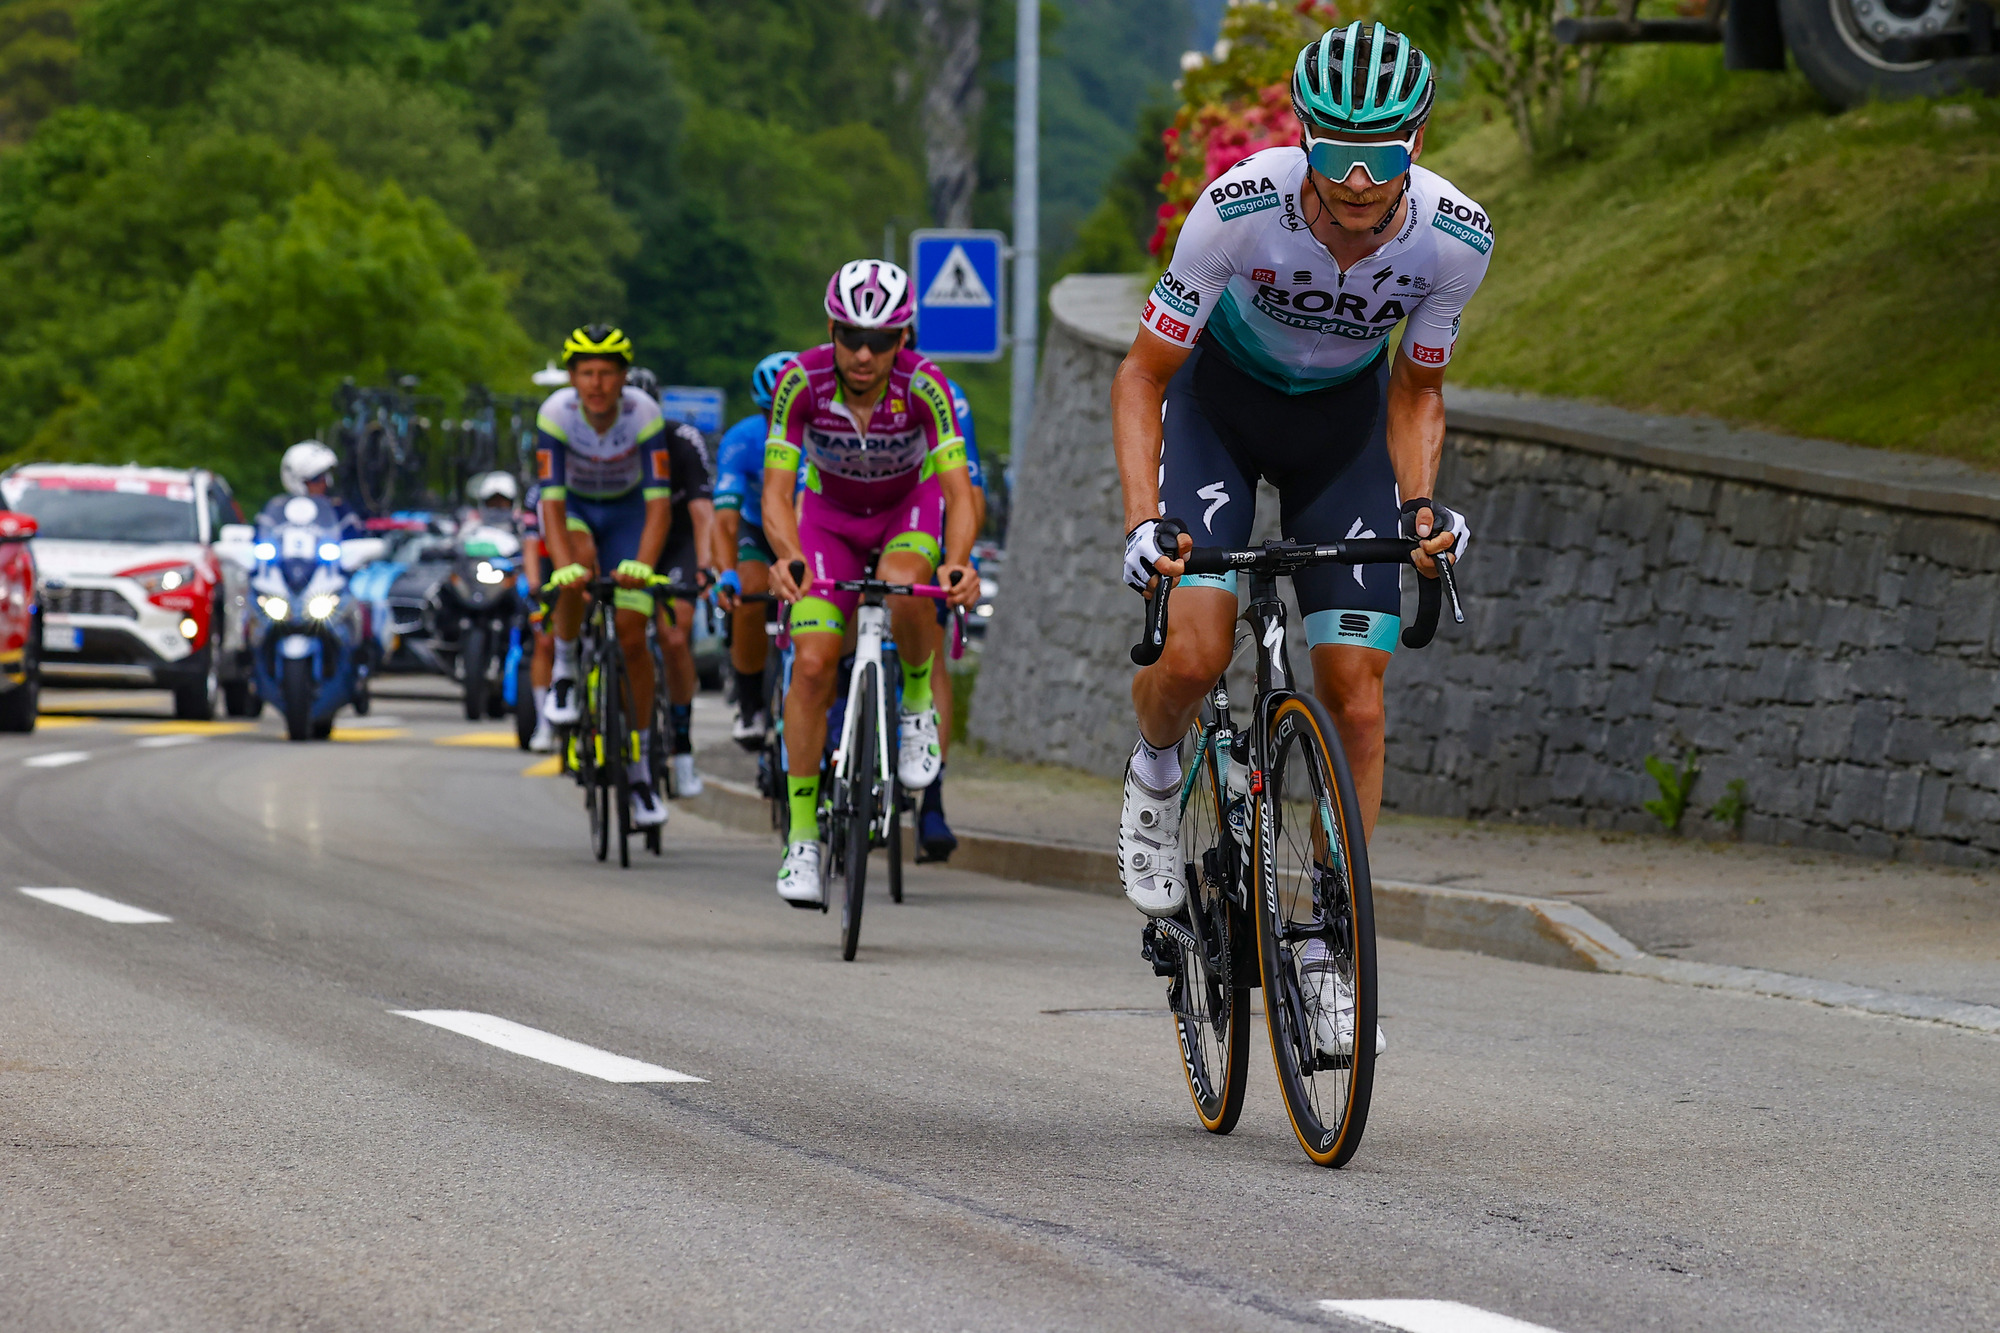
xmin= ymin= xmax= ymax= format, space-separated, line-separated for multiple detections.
xmin=1255 ymin=692 xmax=1377 ymax=1168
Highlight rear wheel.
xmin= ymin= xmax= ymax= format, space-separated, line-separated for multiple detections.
xmin=513 ymin=649 xmax=536 ymax=750
xmin=1168 ymin=721 xmax=1251 ymax=1135
xmin=462 ymin=626 xmax=488 ymax=721
xmin=598 ymin=638 xmax=631 ymax=869
xmin=887 ymin=786 xmax=904 ymax=904
xmin=282 ymin=654 xmax=314 ymax=742
xmin=839 ymin=669 xmax=877 ymax=961
xmin=1781 ymin=0 xmax=2000 ymax=105
xmin=1256 ymin=693 xmax=1376 ymax=1168
xmin=223 ymin=675 xmax=259 ymax=718
xmin=0 ymin=628 xmax=37 ymax=733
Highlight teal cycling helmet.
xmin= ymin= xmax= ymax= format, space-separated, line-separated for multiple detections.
xmin=750 ymin=351 xmax=796 ymax=410
xmin=1291 ymin=22 xmax=1434 ymax=136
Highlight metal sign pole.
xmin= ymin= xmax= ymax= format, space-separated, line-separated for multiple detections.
xmin=1009 ymin=0 xmax=1039 ymax=465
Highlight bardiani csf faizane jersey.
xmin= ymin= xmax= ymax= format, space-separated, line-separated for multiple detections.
xmin=1140 ymin=148 xmax=1494 ymax=395
xmin=764 ymin=346 xmax=967 ymax=518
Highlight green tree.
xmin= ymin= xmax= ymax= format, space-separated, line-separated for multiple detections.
xmin=206 ymin=52 xmax=634 ymax=345
xmin=539 ymin=0 xmax=681 ymax=227
xmin=78 ymin=0 xmax=419 ymax=110
xmin=69 ymin=180 xmax=534 ymax=490
xmin=0 ymin=0 xmax=85 ymax=143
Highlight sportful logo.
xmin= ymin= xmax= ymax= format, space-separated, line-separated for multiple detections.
xmin=1431 ymin=197 xmax=1494 ymax=255
xmin=1211 ymin=176 xmax=1280 ymax=221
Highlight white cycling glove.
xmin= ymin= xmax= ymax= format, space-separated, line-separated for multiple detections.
xmin=1123 ymin=519 xmax=1180 ymax=595
xmin=1398 ymin=497 xmax=1471 ymax=564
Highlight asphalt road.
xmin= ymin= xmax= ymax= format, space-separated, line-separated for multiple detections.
xmin=3 ymin=689 xmax=1996 ymax=1331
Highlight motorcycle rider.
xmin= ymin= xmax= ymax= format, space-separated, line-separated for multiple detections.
xmin=263 ymin=441 xmax=362 ymax=538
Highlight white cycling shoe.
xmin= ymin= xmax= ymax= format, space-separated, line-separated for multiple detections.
xmin=542 ymin=672 xmax=581 ymax=726
xmin=897 ymin=706 xmax=942 ymax=790
xmin=671 ymin=753 xmax=703 ymax=798
xmin=1119 ymin=762 xmax=1186 ymax=917
xmin=628 ymin=774 xmax=669 ymax=828
xmin=777 ymin=840 xmax=824 ymax=908
xmin=1300 ymin=957 xmax=1387 ymax=1058
xmin=731 ymin=709 xmax=767 ymax=748
xmin=528 ymin=717 xmax=555 ymax=753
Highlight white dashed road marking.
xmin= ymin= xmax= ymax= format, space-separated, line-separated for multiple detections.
xmin=1320 ymin=1300 xmax=1568 ymax=1333
xmin=24 ymin=750 xmax=90 ymax=768
xmin=135 ymin=735 xmax=207 ymax=749
xmin=20 ymin=887 xmax=173 ymax=924
xmin=391 ymin=1010 xmax=705 ymax=1084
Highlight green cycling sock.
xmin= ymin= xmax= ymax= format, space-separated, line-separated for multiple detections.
xmin=787 ymin=775 xmax=820 ymax=843
xmin=900 ymin=654 xmax=933 ymax=711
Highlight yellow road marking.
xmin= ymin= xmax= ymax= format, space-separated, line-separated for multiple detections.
xmin=330 ymin=728 xmax=409 ymax=742
xmin=30 ymin=715 xmax=99 ymax=729
xmin=124 ymin=721 xmax=256 ymax=736
xmin=521 ymin=756 xmax=562 ymax=777
xmin=436 ymin=732 xmax=518 ymax=748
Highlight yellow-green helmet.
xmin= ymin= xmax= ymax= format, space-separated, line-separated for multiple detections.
xmin=1291 ymin=22 xmax=1435 ymax=135
xmin=561 ymin=323 xmax=634 ymax=366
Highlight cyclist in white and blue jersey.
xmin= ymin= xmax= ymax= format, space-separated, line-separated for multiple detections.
xmin=1114 ymin=24 xmax=1490 ymax=1059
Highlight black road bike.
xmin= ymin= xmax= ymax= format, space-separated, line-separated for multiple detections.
xmin=1132 ymin=522 xmax=1461 ymax=1167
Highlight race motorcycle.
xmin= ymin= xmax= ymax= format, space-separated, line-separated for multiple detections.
xmin=438 ymin=523 xmax=521 ymax=722
xmin=247 ymin=497 xmax=384 ymax=741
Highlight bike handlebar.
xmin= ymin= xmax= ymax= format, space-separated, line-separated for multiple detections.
xmin=1130 ymin=529 xmax=1463 ymax=667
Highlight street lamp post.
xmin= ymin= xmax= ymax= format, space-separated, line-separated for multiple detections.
xmin=1009 ymin=0 xmax=1039 ymax=466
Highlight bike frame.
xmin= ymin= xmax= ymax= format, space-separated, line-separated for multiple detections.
xmin=829 ymin=596 xmax=896 ymax=841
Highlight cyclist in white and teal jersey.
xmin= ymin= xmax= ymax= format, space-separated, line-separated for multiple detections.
xmin=536 ymin=324 xmax=674 ymax=829
xmin=1113 ymin=24 xmax=1490 ymax=1057
xmin=712 ymin=350 xmax=796 ymax=745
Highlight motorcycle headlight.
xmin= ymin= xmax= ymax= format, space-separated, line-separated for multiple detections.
xmin=319 ymin=542 xmax=342 ymax=562
xmin=254 ymin=542 xmax=277 ymax=561
xmin=261 ymin=596 xmax=290 ymax=620
xmin=305 ymin=594 xmax=341 ymax=620
xmin=475 ymin=561 xmax=506 ymax=585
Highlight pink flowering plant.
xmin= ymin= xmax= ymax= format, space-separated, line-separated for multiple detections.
xmin=1151 ymin=1 xmax=1355 ymax=263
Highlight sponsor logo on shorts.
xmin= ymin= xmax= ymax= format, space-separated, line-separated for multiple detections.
xmin=1338 ymin=612 xmax=1373 ymax=639
xmin=1410 ymin=343 xmax=1447 ymax=365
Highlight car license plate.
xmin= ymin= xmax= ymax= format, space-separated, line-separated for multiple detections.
xmin=42 ymin=624 xmax=82 ymax=652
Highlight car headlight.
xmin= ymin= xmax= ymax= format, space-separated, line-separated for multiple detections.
xmin=305 ymin=594 xmax=340 ymax=620
xmin=261 ymin=596 xmax=290 ymax=619
xmin=975 ymin=602 xmax=995 ymax=618
xmin=127 ymin=563 xmax=198 ymax=594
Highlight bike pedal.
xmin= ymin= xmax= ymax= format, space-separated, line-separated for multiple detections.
xmin=1140 ymin=920 xmax=1178 ymax=978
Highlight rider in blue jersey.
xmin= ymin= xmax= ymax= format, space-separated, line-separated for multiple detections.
xmin=916 ymin=379 xmax=988 ymax=863
xmin=713 ymin=351 xmax=794 ymax=745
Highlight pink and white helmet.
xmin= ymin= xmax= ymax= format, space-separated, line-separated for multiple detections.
xmin=824 ymin=259 xmax=915 ymax=329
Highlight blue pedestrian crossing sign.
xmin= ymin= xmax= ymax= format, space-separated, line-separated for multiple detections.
xmin=660 ymin=385 xmax=726 ymax=437
xmin=910 ymin=229 xmax=1006 ymax=362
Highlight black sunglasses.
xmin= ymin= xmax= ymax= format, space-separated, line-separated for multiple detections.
xmin=833 ymin=324 xmax=903 ymax=354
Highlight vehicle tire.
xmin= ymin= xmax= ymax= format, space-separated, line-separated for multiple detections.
xmin=0 ymin=625 xmax=37 ymax=733
xmin=222 ymin=676 xmax=257 ymax=717
xmin=513 ymin=653 xmax=536 ymax=750
xmin=311 ymin=716 xmax=334 ymax=740
xmin=172 ymin=647 xmax=220 ymax=722
xmin=282 ymin=655 xmax=314 ymax=742
xmin=1159 ymin=721 xmax=1252 ymax=1136
xmin=1780 ymin=0 xmax=2000 ymax=106
xmin=840 ymin=668 xmax=877 ymax=962
xmin=1256 ymin=693 xmax=1376 ymax=1168
xmin=462 ymin=626 xmax=488 ymax=722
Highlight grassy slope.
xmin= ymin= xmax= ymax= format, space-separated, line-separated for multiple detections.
xmin=1424 ymin=49 xmax=2000 ymax=462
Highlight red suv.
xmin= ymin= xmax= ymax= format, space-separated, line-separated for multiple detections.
xmin=0 ymin=504 xmax=36 ymax=732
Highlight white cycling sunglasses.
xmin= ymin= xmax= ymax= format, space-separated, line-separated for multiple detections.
xmin=1304 ymin=130 xmax=1418 ymax=186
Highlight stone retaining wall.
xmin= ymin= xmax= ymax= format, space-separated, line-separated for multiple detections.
xmin=972 ymin=274 xmax=2000 ymax=865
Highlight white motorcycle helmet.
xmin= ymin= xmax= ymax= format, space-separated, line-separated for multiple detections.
xmin=280 ymin=440 xmax=339 ymax=496
xmin=469 ymin=471 xmax=519 ymax=507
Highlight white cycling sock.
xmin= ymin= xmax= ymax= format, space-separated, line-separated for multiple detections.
xmin=1130 ymin=735 xmax=1183 ymax=791
xmin=552 ymin=637 xmax=580 ymax=675
xmin=627 ymin=731 xmax=651 ymax=784
xmin=531 ymin=685 xmax=548 ymax=717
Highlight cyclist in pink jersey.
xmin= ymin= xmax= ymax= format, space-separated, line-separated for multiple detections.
xmin=762 ymin=259 xmax=981 ymax=906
